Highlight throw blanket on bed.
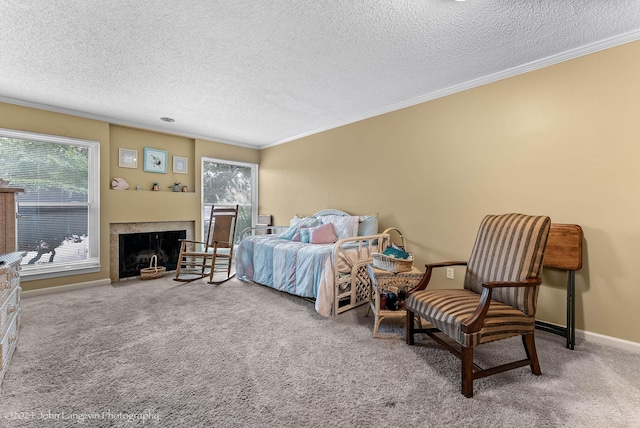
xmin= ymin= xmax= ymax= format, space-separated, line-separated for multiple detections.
xmin=236 ymin=235 xmax=374 ymax=317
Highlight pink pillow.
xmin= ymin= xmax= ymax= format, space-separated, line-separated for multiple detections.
xmin=309 ymin=223 xmax=337 ymax=244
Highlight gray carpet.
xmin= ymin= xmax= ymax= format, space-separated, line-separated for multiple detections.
xmin=1 ymin=276 xmax=639 ymax=428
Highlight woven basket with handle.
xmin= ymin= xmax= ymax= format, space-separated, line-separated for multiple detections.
xmin=372 ymin=252 xmax=414 ymax=273
xmin=140 ymin=255 xmax=166 ymax=280
xmin=371 ymin=227 xmax=415 ymax=273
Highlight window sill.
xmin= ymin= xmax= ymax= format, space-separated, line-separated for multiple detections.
xmin=20 ymin=262 xmax=101 ymax=282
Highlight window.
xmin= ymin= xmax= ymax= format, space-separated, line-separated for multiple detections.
xmin=0 ymin=128 xmax=100 ymax=279
xmin=201 ymin=158 xmax=257 ymax=243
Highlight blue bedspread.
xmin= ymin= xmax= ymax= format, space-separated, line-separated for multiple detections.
xmin=236 ymin=235 xmax=333 ymax=299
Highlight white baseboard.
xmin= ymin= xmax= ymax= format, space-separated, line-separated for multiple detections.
xmin=21 ymin=279 xmax=112 ymax=297
xmin=577 ymin=329 xmax=640 ymax=355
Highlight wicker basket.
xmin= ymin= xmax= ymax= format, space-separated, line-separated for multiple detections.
xmin=140 ymin=255 xmax=166 ymax=280
xmin=372 ymin=252 xmax=414 ymax=273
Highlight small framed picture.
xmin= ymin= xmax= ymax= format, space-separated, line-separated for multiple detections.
xmin=118 ymin=148 xmax=138 ymax=169
xmin=173 ymin=156 xmax=188 ymax=174
xmin=143 ymin=147 xmax=168 ymax=173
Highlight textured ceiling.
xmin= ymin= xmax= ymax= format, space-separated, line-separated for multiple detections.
xmin=1 ymin=1 xmax=639 ymax=149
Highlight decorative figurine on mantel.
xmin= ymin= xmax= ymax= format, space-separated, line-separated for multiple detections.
xmin=181 ymin=185 xmax=188 ymax=192
xmin=111 ymin=177 xmax=130 ymax=190
xmin=152 ymin=182 xmax=159 ymax=191
xmin=171 ymin=183 xmax=181 ymax=192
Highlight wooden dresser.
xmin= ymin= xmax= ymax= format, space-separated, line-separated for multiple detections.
xmin=0 ymin=187 xmax=24 ymax=253
xmin=0 ymin=252 xmax=22 ymax=390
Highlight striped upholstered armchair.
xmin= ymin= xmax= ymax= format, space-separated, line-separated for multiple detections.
xmin=405 ymin=213 xmax=551 ymax=398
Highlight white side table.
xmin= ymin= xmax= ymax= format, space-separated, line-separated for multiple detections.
xmin=366 ymin=264 xmax=423 ymax=337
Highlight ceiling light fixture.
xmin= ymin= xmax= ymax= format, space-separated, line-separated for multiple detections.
xmin=160 ymin=117 xmax=175 ymax=122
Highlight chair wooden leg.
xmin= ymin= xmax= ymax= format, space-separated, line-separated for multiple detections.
xmin=175 ymin=259 xmax=182 ymax=279
xmin=461 ymin=346 xmax=474 ymax=398
xmin=522 ymin=332 xmax=542 ymax=375
xmin=406 ymin=309 xmax=414 ymax=345
xmin=203 ymin=253 xmax=213 ymax=277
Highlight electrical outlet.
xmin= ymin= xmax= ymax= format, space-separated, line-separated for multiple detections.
xmin=446 ymin=267 xmax=454 ymax=279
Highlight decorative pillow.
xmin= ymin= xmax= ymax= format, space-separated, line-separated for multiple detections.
xmin=299 ymin=228 xmax=311 ymax=243
xmin=293 ymin=215 xmax=320 ymax=228
xmin=292 ymin=226 xmax=312 ymax=242
xmin=357 ymin=213 xmax=379 ymax=236
xmin=278 ymin=215 xmax=319 ymax=240
xmin=278 ymin=226 xmax=297 ymax=240
xmin=309 ymin=223 xmax=338 ymax=244
xmin=317 ymin=215 xmax=359 ymax=239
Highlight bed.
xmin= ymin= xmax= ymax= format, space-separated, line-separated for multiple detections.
xmin=236 ymin=209 xmax=391 ymax=317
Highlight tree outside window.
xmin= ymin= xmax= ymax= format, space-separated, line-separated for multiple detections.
xmin=202 ymin=159 xmax=257 ymax=244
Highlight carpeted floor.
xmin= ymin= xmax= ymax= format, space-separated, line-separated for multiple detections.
xmin=1 ymin=276 xmax=639 ymax=427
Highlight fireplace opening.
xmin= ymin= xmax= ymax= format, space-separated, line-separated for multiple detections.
xmin=118 ymin=230 xmax=186 ymax=279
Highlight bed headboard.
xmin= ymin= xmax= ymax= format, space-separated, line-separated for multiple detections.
xmin=312 ymin=209 xmax=379 ymax=237
xmin=312 ymin=209 xmax=351 ymax=217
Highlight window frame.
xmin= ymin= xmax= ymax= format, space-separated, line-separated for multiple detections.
xmin=201 ymin=157 xmax=258 ymax=241
xmin=0 ymin=127 xmax=101 ymax=280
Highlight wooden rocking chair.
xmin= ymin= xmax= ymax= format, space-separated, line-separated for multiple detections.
xmin=174 ymin=204 xmax=239 ymax=284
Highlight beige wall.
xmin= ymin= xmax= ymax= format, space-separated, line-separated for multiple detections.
xmin=259 ymin=40 xmax=640 ymax=343
xmin=0 ymin=103 xmax=259 ymax=291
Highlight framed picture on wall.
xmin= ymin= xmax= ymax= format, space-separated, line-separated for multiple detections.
xmin=173 ymin=156 xmax=188 ymax=174
xmin=118 ymin=148 xmax=138 ymax=168
xmin=143 ymin=147 xmax=168 ymax=173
